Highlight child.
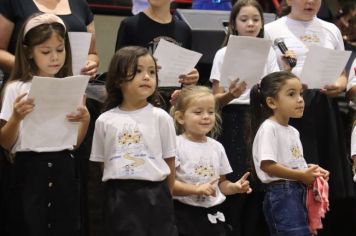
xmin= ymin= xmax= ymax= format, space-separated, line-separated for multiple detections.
xmin=351 ymin=121 xmax=356 ymax=182
xmin=90 ymin=46 xmax=177 ymax=236
xmin=249 ymin=71 xmax=329 ymax=236
xmin=171 ymin=86 xmax=252 ymax=236
xmin=0 ymin=13 xmax=90 ymax=236
xmin=115 ymin=0 xmax=199 ymax=109
xmin=209 ymin=1 xmax=294 ymax=235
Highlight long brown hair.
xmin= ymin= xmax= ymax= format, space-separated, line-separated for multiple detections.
xmin=9 ymin=13 xmax=72 ymax=83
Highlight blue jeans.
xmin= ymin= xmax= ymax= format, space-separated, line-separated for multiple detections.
xmin=192 ymin=0 xmax=232 ymax=10
xmin=263 ymin=181 xmax=312 ymax=236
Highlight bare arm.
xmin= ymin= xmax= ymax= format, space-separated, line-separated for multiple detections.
xmin=164 ymin=157 xmax=176 ymax=194
xmin=261 ymin=160 xmax=322 ymax=185
xmin=0 ymin=15 xmax=15 ymax=73
xmin=0 ymin=93 xmax=34 ymax=150
xmin=212 ymin=79 xmax=247 ymax=107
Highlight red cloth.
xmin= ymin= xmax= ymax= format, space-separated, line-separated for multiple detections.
xmin=306 ymin=177 xmax=330 ymax=235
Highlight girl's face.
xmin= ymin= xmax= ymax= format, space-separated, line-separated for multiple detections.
xmin=178 ymin=94 xmax=216 ymax=142
xmin=235 ymin=5 xmax=262 ymax=37
xmin=31 ymin=32 xmax=66 ymax=77
xmin=120 ymin=54 xmax=157 ymax=107
xmin=287 ymin=0 xmax=322 ymax=21
xmin=268 ymin=78 xmax=304 ymax=125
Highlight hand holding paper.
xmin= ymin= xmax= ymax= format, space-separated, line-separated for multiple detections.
xmin=153 ymin=39 xmax=202 ymax=87
xmin=21 ymin=75 xmax=90 ymax=150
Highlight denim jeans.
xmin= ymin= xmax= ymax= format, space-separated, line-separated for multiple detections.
xmin=263 ymin=181 xmax=312 ymax=236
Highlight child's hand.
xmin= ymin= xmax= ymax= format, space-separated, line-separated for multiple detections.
xmin=233 ymin=172 xmax=252 ymax=194
xmin=228 ymin=78 xmax=247 ymax=99
xmin=179 ymin=68 xmax=199 ymax=86
xmin=66 ymin=106 xmax=90 ymax=123
xmin=301 ymin=165 xmax=322 ymax=185
xmin=196 ymin=177 xmax=220 ymax=196
xmin=321 ymin=81 xmax=345 ymax=97
xmin=81 ymin=60 xmax=98 ymax=79
xmin=13 ymin=93 xmax=34 ymax=121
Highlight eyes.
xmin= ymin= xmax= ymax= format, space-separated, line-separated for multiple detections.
xmin=193 ymin=110 xmax=215 ymax=115
xmin=39 ymin=47 xmax=64 ymax=55
xmin=238 ymin=17 xmax=261 ymax=23
xmin=136 ymin=68 xmax=156 ymax=76
xmin=287 ymin=90 xmax=304 ymax=98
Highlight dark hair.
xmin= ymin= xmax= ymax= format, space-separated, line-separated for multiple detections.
xmin=279 ymin=0 xmax=291 ymax=17
xmin=222 ymin=0 xmax=264 ymax=46
xmin=170 ymin=85 xmax=222 ymax=138
xmin=336 ymin=1 xmax=356 ymax=19
xmin=247 ymin=71 xmax=298 ymax=142
xmin=103 ymin=46 xmax=161 ymax=112
xmin=9 ymin=13 xmax=72 ymax=82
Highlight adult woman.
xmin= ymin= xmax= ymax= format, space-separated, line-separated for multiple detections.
xmin=264 ymin=0 xmax=354 ymax=234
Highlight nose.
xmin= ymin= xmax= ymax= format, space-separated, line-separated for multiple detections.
xmin=247 ymin=19 xmax=254 ymax=26
xmin=50 ymin=51 xmax=59 ymax=61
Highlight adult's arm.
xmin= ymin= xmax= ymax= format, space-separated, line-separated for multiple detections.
xmin=0 ymin=14 xmax=15 ymax=73
xmin=80 ymin=21 xmax=99 ymax=77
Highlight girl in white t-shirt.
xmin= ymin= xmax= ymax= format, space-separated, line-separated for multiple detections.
xmin=90 ymin=46 xmax=177 ymax=236
xmin=249 ymin=71 xmax=329 ymax=236
xmin=171 ymin=86 xmax=252 ymax=236
xmin=209 ymin=1 xmax=294 ymax=234
xmin=0 ymin=13 xmax=89 ymax=235
xmin=350 ymin=122 xmax=356 ymax=182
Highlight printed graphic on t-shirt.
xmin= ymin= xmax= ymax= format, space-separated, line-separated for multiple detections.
xmin=191 ymin=158 xmax=217 ymax=203
xmin=288 ymin=143 xmax=307 ymax=169
xmin=110 ymin=123 xmax=155 ymax=176
xmin=300 ymin=33 xmax=320 ymax=43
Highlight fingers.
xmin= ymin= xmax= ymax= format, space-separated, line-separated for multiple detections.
xmin=239 ymin=172 xmax=250 ymax=183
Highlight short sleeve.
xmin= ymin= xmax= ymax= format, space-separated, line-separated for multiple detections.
xmin=90 ymin=118 xmax=105 ymax=162
xmin=217 ymin=142 xmax=232 ymax=175
xmin=0 ymin=82 xmax=21 ymax=121
xmin=115 ymin=19 xmax=129 ymax=51
xmin=209 ymin=47 xmax=225 ymax=83
xmin=351 ymin=126 xmax=356 ymax=157
xmin=159 ymin=112 xmax=176 ymax=159
xmin=254 ymin=123 xmax=278 ymax=166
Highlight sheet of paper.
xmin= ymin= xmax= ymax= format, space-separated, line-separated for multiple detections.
xmin=21 ymin=75 xmax=90 ymax=149
xmin=153 ymin=39 xmax=202 ymax=87
xmin=68 ymin=32 xmax=92 ymax=75
xmin=300 ymin=45 xmax=351 ymax=89
xmin=220 ymin=35 xmax=272 ymax=88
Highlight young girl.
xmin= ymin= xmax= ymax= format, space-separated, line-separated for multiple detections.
xmin=0 ymin=13 xmax=90 ymax=236
xmin=209 ymin=1 xmax=294 ymax=235
xmin=90 ymin=46 xmax=177 ymax=236
xmin=171 ymin=86 xmax=252 ymax=236
xmin=249 ymin=71 xmax=329 ymax=236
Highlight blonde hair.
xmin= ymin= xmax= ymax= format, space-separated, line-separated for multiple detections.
xmin=170 ymin=86 xmax=221 ymax=138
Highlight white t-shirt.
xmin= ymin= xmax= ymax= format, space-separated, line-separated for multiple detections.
xmin=346 ymin=59 xmax=356 ymax=109
xmin=0 ymin=81 xmax=74 ymax=153
xmin=264 ymin=16 xmax=344 ymax=77
xmin=174 ymin=135 xmax=232 ymax=208
xmin=90 ymin=104 xmax=176 ymax=182
xmin=209 ymin=46 xmax=279 ymax=104
xmin=252 ymin=119 xmax=308 ymax=183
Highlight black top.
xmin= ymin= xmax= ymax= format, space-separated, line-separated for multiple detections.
xmin=115 ymin=12 xmax=192 ymax=53
xmin=0 ymin=0 xmax=94 ymax=54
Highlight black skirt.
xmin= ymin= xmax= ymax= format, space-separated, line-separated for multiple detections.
xmin=174 ymin=200 xmax=227 ymax=236
xmin=290 ymin=90 xmax=355 ymax=198
xmin=104 ymin=179 xmax=177 ymax=236
xmin=1 ymin=150 xmax=80 ymax=236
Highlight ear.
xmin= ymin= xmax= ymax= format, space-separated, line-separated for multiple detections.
xmin=23 ymin=45 xmax=33 ymax=59
xmin=175 ymin=111 xmax=185 ymax=125
xmin=266 ymin=96 xmax=277 ymax=110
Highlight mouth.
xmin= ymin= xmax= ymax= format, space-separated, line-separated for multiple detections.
xmin=139 ymin=85 xmax=151 ymax=89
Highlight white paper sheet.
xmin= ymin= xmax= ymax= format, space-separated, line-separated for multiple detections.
xmin=300 ymin=45 xmax=351 ymax=89
xmin=153 ymin=39 xmax=202 ymax=87
xmin=21 ymin=75 xmax=90 ymax=149
xmin=68 ymin=32 xmax=92 ymax=75
xmin=220 ymin=35 xmax=272 ymax=88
